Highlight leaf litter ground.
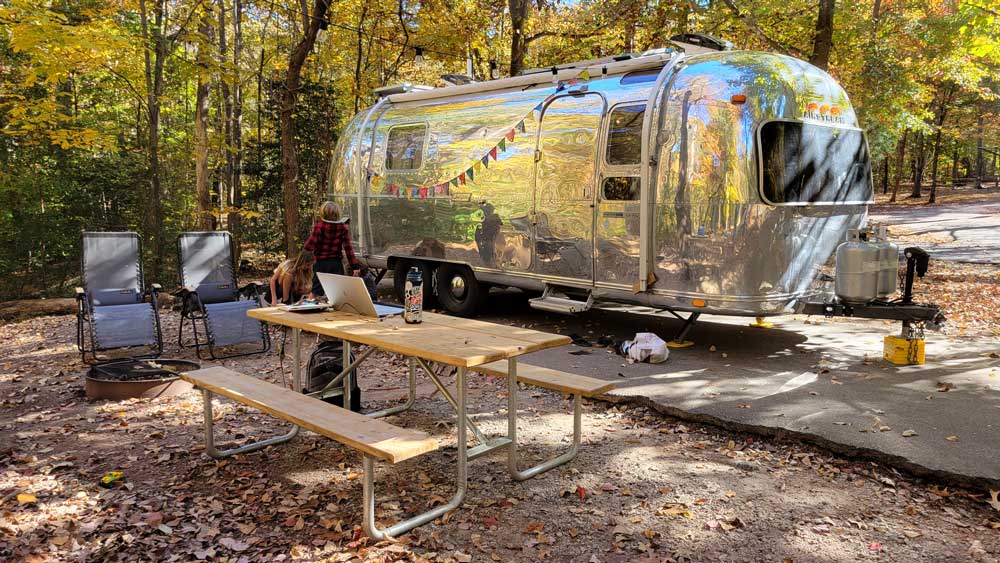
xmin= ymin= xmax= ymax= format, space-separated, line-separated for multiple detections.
xmin=2 ymin=311 xmax=1000 ymax=562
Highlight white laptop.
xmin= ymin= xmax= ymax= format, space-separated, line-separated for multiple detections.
xmin=317 ymin=272 xmax=403 ymax=318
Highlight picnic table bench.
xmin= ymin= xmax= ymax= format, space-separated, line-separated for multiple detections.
xmin=181 ymin=307 xmax=615 ymax=538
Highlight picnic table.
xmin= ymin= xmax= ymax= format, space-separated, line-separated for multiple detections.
xmin=182 ymin=307 xmax=614 ymax=539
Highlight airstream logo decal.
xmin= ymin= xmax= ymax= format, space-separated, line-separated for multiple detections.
xmin=804 ymin=102 xmax=845 ymax=123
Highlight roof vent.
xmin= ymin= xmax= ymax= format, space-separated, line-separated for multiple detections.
xmin=439 ymin=74 xmax=475 ymax=86
xmin=373 ymin=82 xmax=434 ymax=98
xmin=669 ymin=33 xmax=734 ymax=54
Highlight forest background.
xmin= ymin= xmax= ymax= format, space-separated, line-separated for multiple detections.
xmin=1 ymin=0 xmax=998 ymax=299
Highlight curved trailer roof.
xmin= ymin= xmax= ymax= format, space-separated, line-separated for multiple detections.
xmin=385 ymin=52 xmax=676 ymax=106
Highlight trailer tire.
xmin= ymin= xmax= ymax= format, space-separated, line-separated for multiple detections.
xmin=435 ymin=264 xmax=484 ymax=317
xmin=393 ymin=260 xmax=437 ymax=308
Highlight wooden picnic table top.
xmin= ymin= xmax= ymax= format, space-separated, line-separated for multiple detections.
xmin=248 ymin=307 xmax=570 ymax=368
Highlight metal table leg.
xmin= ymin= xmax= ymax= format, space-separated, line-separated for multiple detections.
xmin=366 ymin=357 xmax=417 ymax=418
xmin=363 ymin=366 xmax=468 ymax=539
xmin=412 ymin=358 xmax=509 ymax=459
xmin=291 ymin=328 xmax=302 ymax=392
xmin=202 ymin=388 xmax=299 ymax=459
xmin=343 ymin=341 xmax=352 ymax=408
xmin=507 ymin=357 xmax=582 ymax=481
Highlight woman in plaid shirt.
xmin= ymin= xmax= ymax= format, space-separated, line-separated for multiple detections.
xmin=304 ymin=201 xmax=361 ymax=296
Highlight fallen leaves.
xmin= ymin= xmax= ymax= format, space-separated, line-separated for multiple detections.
xmin=901 ymin=429 xmax=918 ymax=437
xmin=656 ymin=503 xmax=692 ymax=519
xmin=16 ymin=492 xmax=37 ymax=504
xmin=988 ymin=490 xmax=1000 ymax=513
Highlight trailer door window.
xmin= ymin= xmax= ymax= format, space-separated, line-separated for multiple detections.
xmin=602 ymin=177 xmax=639 ymax=200
xmin=759 ymin=121 xmax=872 ymax=204
xmin=606 ymin=105 xmax=644 ymax=165
xmin=386 ymin=124 xmax=426 ymax=170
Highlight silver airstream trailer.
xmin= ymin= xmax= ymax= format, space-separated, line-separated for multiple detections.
xmin=327 ymin=40 xmax=897 ymax=325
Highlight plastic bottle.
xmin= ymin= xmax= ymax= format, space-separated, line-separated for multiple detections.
xmin=403 ymin=267 xmax=423 ymax=324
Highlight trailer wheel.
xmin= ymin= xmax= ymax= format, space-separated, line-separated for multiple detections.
xmin=393 ymin=260 xmax=437 ymax=308
xmin=435 ymin=264 xmax=484 ymax=317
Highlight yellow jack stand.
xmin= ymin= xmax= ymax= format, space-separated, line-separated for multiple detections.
xmin=749 ymin=317 xmax=774 ymax=328
xmin=883 ymin=334 xmax=925 ymax=365
xmin=667 ymin=340 xmax=695 ymax=348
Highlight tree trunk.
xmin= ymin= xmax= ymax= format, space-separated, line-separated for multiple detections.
xmin=218 ymin=0 xmax=233 ymax=232
xmin=508 ymin=0 xmax=529 ymax=77
xmin=140 ymin=0 xmax=167 ymax=282
xmin=809 ymin=0 xmax=835 ymax=70
xmin=195 ymin=18 xmax=214 ymax=231
xmin=889 ymin=130 xmax=907 ymax=203
xmin=353 ymin=3 xmax=368 ymax=114
xmin=882 ymin=157 xmax=889 ymax=195
xmin=910 ymin=131 xmax=924 ymax=198
xmin=280 ymin=0 xmax=331 ymax=256
xmin=951 ymin=145 xmax=959 ymax=186
xmin=929 ymin=129 xmax=942 ymax=204
xmin=229 ymin=0 xmax=244 ymax=265
xmin=975 ymin=103 xmax=984 ymax=189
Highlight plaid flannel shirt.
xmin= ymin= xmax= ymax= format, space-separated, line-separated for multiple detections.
xmin=304 ymin=220 xmax=360 ymax=268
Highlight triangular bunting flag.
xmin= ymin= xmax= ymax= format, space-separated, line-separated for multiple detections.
xmin=517 ymin=120 xmax=526 ymax=133
xmin=498 ymin=138 xmax=506 ymax=152
xmin=419 ymin=187 xmax=428 ymax=199
xmin=489 ymin=146 xmax=498 ymax=160
xmin=579 ymin=69 xmax=590 ymax=81
xmin=474 ymin=160 xmax=483 ymax=173
xmin=481 ymin=154 xmax=490 ymax=168
xmin=435 ymin=184 xmax=447 ymax=195
xmin=466 ymin=167 xmax=475 ymax=182
xmin=505 ymin=129 xmax=515 ymax=142
xmin=568 ymin=78 xmax=578 ymax=86
xmin=411 ymin=187 xmax=420 ymax=198
xmin=459 ymin=173 xmax=466 ymax=185
xmin=450 ymin=177 xmax=460 ymax=187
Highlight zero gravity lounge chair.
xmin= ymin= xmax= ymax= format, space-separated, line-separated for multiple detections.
xmin=76 ymin=231 xmax=164 ymax=363
xmin=176 ymin=231 xmax=269 ymax=360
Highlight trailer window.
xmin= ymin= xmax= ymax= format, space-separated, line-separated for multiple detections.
xmin=759 ymin=121 xmax=872 ymax=204
xmin=386 ymin=124 xmax=426 ymax=170
xmin=602 ymin=177 xmax=639 ymax=201
xmin=606 ymin=105 xmax=644 ymax=165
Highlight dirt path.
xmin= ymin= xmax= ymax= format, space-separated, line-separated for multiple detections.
xmin=2 ymin=312 xmax=1000 ymax=563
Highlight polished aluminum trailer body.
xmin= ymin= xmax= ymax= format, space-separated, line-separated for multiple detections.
xmin=328 ymin=49 xmax=872 ymax=316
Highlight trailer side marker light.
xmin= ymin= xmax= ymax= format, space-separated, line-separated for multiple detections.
xmin=819 ymin=105 xmax=830 ymax=115
xmin=830 ymin=106 xmax=842 ymax=116
xmin=692 ymin=299 xmax=707 ymax=307
xmin=730 ymin=94 xmax=747 ymax=105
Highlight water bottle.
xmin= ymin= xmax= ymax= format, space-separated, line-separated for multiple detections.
xmin=403 ymin=267 xmax=423 ymax=324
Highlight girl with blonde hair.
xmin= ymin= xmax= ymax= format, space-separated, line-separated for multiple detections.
xmin=269 ymin=250 xmax=316 ymax=306
xmin=304 ymin=201 xmax=361 ymax=296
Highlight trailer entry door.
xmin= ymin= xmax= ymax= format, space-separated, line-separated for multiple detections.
xmin=532 ymin=93 xmax=605 ymax=282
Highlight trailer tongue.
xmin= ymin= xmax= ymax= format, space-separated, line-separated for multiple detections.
xmin=800 ymin=245 xmax=945 ymax=365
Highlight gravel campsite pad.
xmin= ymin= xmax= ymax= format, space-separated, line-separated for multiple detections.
xmin=2 ymin=313 xmax=1000 ymax=562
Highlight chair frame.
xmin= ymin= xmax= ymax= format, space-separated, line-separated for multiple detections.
xmin=176 ymin=231 xmax=270 ymax=360
xmin=75 ymin=232 xmax=163 ymax=364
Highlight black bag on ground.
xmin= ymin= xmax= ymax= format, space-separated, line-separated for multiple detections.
xmin=305 ymin=339 xmax=361 ymax=412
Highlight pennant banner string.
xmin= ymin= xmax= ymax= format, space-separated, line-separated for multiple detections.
xmin=366 ymin=69 xmax=591 ymax=198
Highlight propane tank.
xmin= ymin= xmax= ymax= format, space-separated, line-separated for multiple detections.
xmin=873 ymin=226 xmax=899 ymax=299
xmin=835 ymin=229 xmax=880 ymax=304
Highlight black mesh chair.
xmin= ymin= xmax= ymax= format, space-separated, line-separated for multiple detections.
xmin=176 ymin=231 xmax=269 ymax=360
xmin=76 ymin=232 xmax=163 ymax=363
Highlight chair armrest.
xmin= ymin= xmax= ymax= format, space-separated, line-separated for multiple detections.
xmin=75 ymin=287 xmax=86 ymax=301
xmin=150 ymin=283 xmax=163 ymax=293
